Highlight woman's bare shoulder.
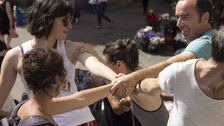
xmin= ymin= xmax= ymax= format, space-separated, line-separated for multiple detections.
xmin=5 ymin=46 xmax=23 ymax=59
xmin=3 ymin=46 xmax=23 ymax=72
xmin=65 ymin=40 xmax=81 ymax=48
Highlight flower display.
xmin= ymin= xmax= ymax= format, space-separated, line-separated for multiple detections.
xmin=134 ymin=26 xmax=165 ymax=45
xmin=145 ymin=10 xmax=162 ymax=32
xmin=150 ymin=36 xmax=165 ymax=45
xmin=161 ymin=13 xmax=176 ymax=26
xmin=162 ymin=13 xmax=169 ymax=21
xmin=134 ymin=26 xmax=152 ymax=41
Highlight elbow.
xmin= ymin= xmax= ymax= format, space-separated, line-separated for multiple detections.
xmin=141 ymin=78 xmax=160 ymax=96
xmin=146 ymin=86 xmax=158 ymax=96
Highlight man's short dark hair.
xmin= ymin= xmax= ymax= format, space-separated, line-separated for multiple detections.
xmin=195 ymin=0 xmax=213 ymax=23
xmin=211 ymin=26 xmax=224 ymax=63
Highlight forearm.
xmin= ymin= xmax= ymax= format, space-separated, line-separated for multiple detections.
xmin=122 ymin=61 xmax=171 ymax=88
xmin=0 ymin=71 xmax=17 ymax=109
xmin=76 ymin=44 xmax=117 ymax=82
xmin=136 ymin=51 xmax=196 ymax=81
xmin=87 ymin=61 xmax=116 ymax=82
xmin=51 ymin=84 xmax=113 ymax=115
xmin=139 ymin=61 xmax=172 ymax=79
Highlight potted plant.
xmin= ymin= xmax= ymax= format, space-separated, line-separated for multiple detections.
xmin=161 ymin=13 xmax=177 ymax=41
xmin=134 ymin=26 xmax=165 ymax=52
xmin=145 ymin=10 xmax=162 ymax=32
xmin=149 ymin=33 xmax=165 ymax=53
xmin=134 ymin=26 xmax=152 ymax=52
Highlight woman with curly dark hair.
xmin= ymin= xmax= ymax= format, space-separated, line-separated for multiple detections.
xmin=10 ymin=48 xmax=115 ymax=126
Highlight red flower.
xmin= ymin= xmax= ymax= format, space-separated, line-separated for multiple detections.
xmin=145 ymin=11 xmax=162 ymax=24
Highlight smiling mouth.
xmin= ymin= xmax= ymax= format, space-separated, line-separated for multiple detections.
xmin=182 ymin=28 xmax=188 ymax=32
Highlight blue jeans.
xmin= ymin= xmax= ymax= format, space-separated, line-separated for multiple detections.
xmin=97 ymin=2 xmax=111 ymax=26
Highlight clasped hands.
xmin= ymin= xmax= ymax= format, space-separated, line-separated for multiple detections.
xmin=110 ymin=73 xmax=141 ymax=98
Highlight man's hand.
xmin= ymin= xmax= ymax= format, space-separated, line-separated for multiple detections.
xmin=111 ymin=73 xmax=139 ymax=98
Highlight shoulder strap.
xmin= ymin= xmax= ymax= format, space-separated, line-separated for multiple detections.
xmin=0 ymin=1 xmax=6 ymax=12
xmin=0 ymin=5 xmax=5 ymax=12
xmin=9 ymin=100 xmax=54 ymax=126
xmin=17 ymin=116 xmax=54 ymax=126
xmin=10 ymin=100 xmax=28 ymax=125
xmin=19 ymin=45 xmax=24 ymax=54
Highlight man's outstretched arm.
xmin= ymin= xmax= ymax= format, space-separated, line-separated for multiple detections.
xmin=111 ymin=51 xmax=196 ymax=96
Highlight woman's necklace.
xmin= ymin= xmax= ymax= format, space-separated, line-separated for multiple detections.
xmin=37 ymin=106 xmax=51 ymax=116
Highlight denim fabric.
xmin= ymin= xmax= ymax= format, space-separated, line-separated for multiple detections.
xmin=96 ymin=2 xmax=111 ymax=26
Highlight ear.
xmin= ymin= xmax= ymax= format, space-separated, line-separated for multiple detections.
xmin=51 ymin=75 xmax=60 ymax=88
xmin=201 ymin=12 xmax=209 ymax=23
xmin=116 ymin=60 xmax=124 ymax=71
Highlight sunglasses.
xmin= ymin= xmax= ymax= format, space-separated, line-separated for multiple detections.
xmin=63 ymin=17 xmax=73 ymax=27
xmin=109 ymin=61 xmax=116 ymax=67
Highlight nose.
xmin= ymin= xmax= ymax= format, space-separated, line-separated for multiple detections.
xmin=176 ymin=18 xmax=183 ymax=28
xmin=67 ymin=21 xmax=72 ymax=29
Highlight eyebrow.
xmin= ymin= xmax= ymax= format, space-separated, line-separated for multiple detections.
xmin=175 ymin=13 xmax=190 ymax=18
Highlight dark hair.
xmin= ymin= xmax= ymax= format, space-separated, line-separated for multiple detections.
xmin=195 ymin=0 xmax=213 ymax=23
xmin=22 ymin=48 xmax=67 ymax=95
xmin=103 ymin=38 xmax=140 ymax=72
xmin=26 ymin=0 xmax=74 ymax=39
xmin=211 ymin=26 xmax=224 ymax=63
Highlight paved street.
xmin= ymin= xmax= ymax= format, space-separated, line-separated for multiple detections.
xmin=9 ymin=0 xmax=174 ymax=101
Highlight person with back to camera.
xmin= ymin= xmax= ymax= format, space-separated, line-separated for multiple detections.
xmin=111 ymin=0 xmax=217 ymax=105
xmin=0 ymin=0 xmax=118 ymax=126
xmin=95 ymin=0 xmax=114 ymax=29
xmin=77 ymin=39 xmax=168 ymax=126
xmin=9 ymin=48 xmax=116 ymax=126
xmin=132 ymin=26 xmax=224 ymax=126
xmin=0 ymin=0 xmax=13 ymax=49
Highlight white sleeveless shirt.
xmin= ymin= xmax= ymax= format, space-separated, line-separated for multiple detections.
xmin=159 ymin=59 xmax=224 ymax=126
xmin=20 ymin=40 xmax=95 ymax=126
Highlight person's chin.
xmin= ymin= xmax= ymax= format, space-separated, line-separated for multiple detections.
xmin=57 ymin=37 xmax=66 ymax=41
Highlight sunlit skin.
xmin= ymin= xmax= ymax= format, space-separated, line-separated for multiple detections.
xmin=175 ymin=0 xmax=208 ymax=41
